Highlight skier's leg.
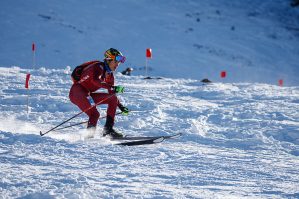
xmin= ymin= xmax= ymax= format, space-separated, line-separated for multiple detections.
xmin=90 ymin=93 xmax=118 ymax=125
xmin=69 ymin=84 xmax=100 ymax=127
xmin=90 ymin=93 xmax=122 ymax=138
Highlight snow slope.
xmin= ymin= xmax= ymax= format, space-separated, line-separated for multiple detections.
xmin=0 ymin=0 xmax=299 ymax=85
xmin=0 ymin=67 xmax=299 ymax=198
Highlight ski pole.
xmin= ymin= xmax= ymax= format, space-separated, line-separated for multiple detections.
xmin=52 ymin=109 xmax=143 ymax=131
xmin=129 ymin=110 xmax=147 ymax=113
xmin=54 ymin=112 xmax=123 ymax=131
xmin=54 ymin=121 xmax=88 ymax=131
xmin=40 ymin=93 xmax=116 ymax=136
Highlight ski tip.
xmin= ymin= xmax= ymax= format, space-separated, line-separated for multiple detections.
xmin=39 ymin=131 xmax=44 ymax=136
xmin=165 ymin=133 xmax=182 ymax=139
xmin=175 ymin=133 xmax=183 ymax=138
xmin=153 ymin=137 xmax=164 ymax=143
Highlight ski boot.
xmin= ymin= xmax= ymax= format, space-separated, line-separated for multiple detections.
xmin=102 ymin=126 xmax=123 ymax=138
xmin=102 ymin=115 xmax=123 ymax=138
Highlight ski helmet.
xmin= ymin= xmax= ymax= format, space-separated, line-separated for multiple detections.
xmin=104 ymin=48 xmax=123 ymax=60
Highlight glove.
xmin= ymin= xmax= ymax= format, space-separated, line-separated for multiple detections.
xmin=119 ymin=104 xmax=130 ymax=116
xmin=113 ymin=85 xmax=125 ymax=93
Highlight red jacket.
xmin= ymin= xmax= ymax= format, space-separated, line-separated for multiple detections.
xmin=78 ymin=61 xmax=114 ymax=93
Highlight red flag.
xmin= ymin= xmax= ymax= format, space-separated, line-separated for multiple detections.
xmin=278 ymin=79 xmax=283 ymax=86
xmin=220 ymin=71 xmax=226 ymax=78
xmin=25 ymin=73 xmax=31 ymax=89
xmin=32 ymin=43 xmax=35 ymax=51
xmin=146 ymin=48 xmax=152 ymax=59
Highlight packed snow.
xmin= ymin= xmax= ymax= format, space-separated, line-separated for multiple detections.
xmin=1 ymin=0 xmax=299 ymax=198
xmin=0 ymin=67 xmax=299 ymax=198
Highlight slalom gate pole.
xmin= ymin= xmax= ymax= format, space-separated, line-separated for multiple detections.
xmin=145 ymin=58 xmax=148 ymax=77
xmin=26 ymin=43 xmax=35 ymax=115
xmin=26 ymin=88 xmax=29 ymax=114
xmin=54 ymin=112 xmax=123 ymax=131
xmin=25 ymin=73 xmax=31 ymax=115
xmin=40 ymin=93 xmax=116 ymax=136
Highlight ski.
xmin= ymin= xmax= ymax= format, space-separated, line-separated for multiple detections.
xmin=111 ymin=133 xmax=182 ymax=141
xmin=115 ymin=137 xmax=165 ymax=146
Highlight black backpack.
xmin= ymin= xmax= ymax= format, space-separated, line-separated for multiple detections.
xmin=71 ymin=60 xmax=99 ymax=83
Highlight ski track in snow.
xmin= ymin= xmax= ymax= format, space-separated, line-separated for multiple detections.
xmin=0 ymin=67 xmax=299 ymax=198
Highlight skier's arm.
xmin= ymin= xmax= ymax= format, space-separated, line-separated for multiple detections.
xmin=91 ymin=78 xmax=112 ymax=90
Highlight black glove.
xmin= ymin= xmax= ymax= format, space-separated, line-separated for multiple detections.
xmin=118 ymin=104 xmax=129 ymax=116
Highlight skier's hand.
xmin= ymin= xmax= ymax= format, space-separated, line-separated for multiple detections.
xmin=119 ymin=105 xmax=129 ymax=116
xmin=121 ymin=107 xmax=129 ymax=116
xmin=113 ymin=85 xmax=125 ymax=93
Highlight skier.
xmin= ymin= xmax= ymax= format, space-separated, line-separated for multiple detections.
xmin=121 ymin=67 xmax=134 ymax=76
xmin=69 ymin=48 xmax=129 ymax=138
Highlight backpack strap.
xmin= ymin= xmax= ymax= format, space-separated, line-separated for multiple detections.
xmin=71 ymin=60 xmax=100 ymax=83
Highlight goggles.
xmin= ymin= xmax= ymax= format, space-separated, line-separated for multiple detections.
xmin=114 ymin=55 xmax=126 ymax=63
